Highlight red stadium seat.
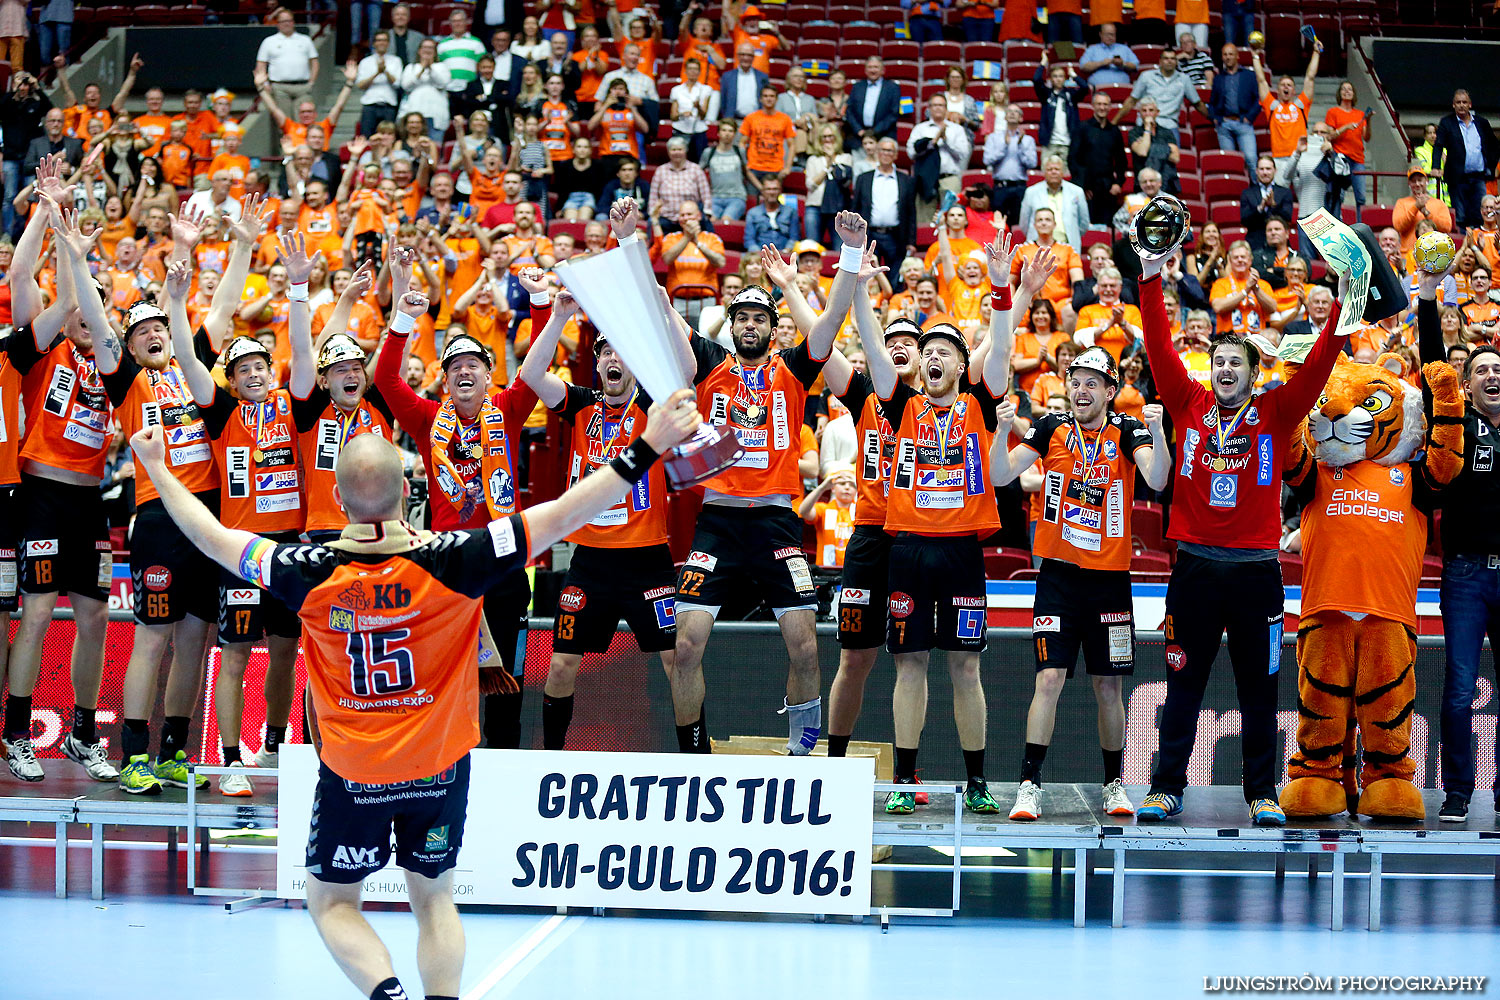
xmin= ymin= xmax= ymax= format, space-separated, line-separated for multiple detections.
xmin=966 ymin=43 xmax=1005 ymax=62
xmin=799 ymin=40 xmax=837 ymax=61
xmin=882 ymin=41 xmax=921 ymax=62
xmin=841 ymin=41 xmax=879 ymax=61
xmin=1131 ymin=502 xmax=1164 ymax=551
xmin=1279 ymin=553 xmax=1303 ymax=586
xmin=983 ymin=547 xmax=1031 ymax=580
xmin=843 ymin=24 xmax=882 ymax=41
xmin=1199 ymin=150 xmax=1247 ymax=175
xmin=922 ymin=41 xmax=963 ymax=65
xmin=1130 ymin=552 xmax=1172 ymax=573
xmin=1203 ymin=174 xmax=1245 ymax=201
xmin=1211 ymin=202 xmax=1242 ymax=226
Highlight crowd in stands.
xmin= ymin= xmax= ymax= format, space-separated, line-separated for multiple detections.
xmin=0 ymin=0 xmax=1497 ymax=571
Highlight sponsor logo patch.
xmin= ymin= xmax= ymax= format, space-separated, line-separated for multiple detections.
xmin=840 ymin=587 xmax=870 ymax=605
xmin=558 ymin=586 xmax=587 ymax=612
xmin=26 ymin=539 xmax=59 ymax=557
xmin=956 ymin=608 xmax=984 ymax=639
xmin=952 ymin=595 xmax=985 ymax=608
xmin=328 ymin=607 xmax=355 ymax=633
xmin=653 ymin=596 xmax=676 ymax=629
xmin=425 ymin=825 xmax=449 ymax=852
xmin=1165 ymin=645 xmax=1186 ymax=671
xmin=144 ymin=566 xmax=172 ymax=591
xmin=256 ymin=470 xmax=300 ymax=491
xmin=1032 ymin=615 xmax=1060 ymax=633
xmin=488 ymin=518 xmax=518 ymax=557
xmin=643 ymin=586 xmax=674 ymax=600
xmin=1100 ymin=611 xmax=1131 ymax=623
xmin=772 ymin=546 xmax=801 ymax=560
xmin=685 ymin=551 xmax=718 ymax=571
xmin=1062 ymin=502 xmax=1102 ymax=530
xmin=888 ymin=591 xmax=914 ymax=618
xmin=226 ymin=588 xmax=260 ymax=606
xmin=255 ymin=492 xmax=300 ymax=514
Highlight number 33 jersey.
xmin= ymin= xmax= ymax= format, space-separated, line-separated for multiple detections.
xmin=247 ymin=514 xmax=531 ymax=784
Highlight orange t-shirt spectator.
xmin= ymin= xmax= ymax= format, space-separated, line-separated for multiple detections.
xmin=740 ymin=93 xmax=795 ymax=175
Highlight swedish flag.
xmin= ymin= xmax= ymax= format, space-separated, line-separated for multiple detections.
xmin=894 ymin=22 xmax=910 ymax=38
xmin=801 ymin=59 xmax=831 ymax=77
xmin=899 ymin=95 xmax=915 ymax=115
xmin=972 ymin=60 xmax=1003 ymax=80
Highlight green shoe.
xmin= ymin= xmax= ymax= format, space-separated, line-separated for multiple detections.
xmin=154 ymin=751 xmax=208 ymax=789
xmin=884 ymin=789 xmax=916 ymax=814
xmin=118 ymin=755 xmax=163 ymax=796
xmin=964 ymin=780 xmax=1001 ymax=814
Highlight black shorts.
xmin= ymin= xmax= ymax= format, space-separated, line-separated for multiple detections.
xmin=0 ymin=486 xmax=18 ymax=613
xmin=554 ymin=543 xmax=676 ymax=654
xmin=218 ymin=531 xmax=303 ymax=643
xmin=483 ymin=570 xmax=532 ymax=684
xmin=18 ymin=473 xmax=111 ymax=600
xmin=1032 ymin=559 xmax=1135 ymax=678
xmin=837 ymin=525 xmax=893 ymax=650
xmin=677 ymin=505 xmax=817 ymax=616
xmin=305 ymin=754 xmax=470 ymax=884
xmin=131 ymin=494 xmax=221 ymax=626
xmin=886 ymin=533 xmax=987 ymax=654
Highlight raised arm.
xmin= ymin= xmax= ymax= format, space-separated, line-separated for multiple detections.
xmin=131 ymin=426 xmax=261 ymax=573
xmin=210 ymin=191 xmax=272 ymax=349
xmin=320 ymin=260 xmax=377 ymax=353
xmin=165 ymin=259 xmax=216 ymax=403
xmin=516 ymin=286 xmax=574 ymax=409
xmin=1136 ymin=251 xmax=1202 ymax=413
xmin=852 ymin=274 xmax=897 ymax=398
xmin=1302 ymin=40 xmax=1322 ymax=100
xmin=325 ymin=63 xmax=357 ymax=125
xmin=278 ymin=231 xmax=319 ymax=400
xmin=11 ymin=154 xmax=71 ymax=327
xmin=53 ymin=203 xmax=122 ymax=375
xmin=110 ymin=53 xmax=144 ymax=115
xmin=254 ymin=68 xmax=289 ymax=126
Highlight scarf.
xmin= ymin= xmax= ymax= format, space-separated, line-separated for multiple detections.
xmin=327 ymin=519 xmax=517 ymax=696
xmin=429 ymin=395 xmax=515 ymax=523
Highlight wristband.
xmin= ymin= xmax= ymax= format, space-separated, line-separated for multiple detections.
xmin=286 ymin=282 xmax=309 ymax=303
xmin=990 ymin=286 xmax=1012 ymax=311
xmin=609 ymin=438 xmax=660 ymax=483
xmin=529 ymin=290 xmax=551 ymax=307
xmin=618 ymin=232 xmax=640 ymax=246
xmin=390 ymin=311 xmax=417 ymax=335
xmin=838 ymin=243 xmax=862 ymax=274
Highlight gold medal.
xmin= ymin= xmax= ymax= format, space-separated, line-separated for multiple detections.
xmin=252 ymin=449 xmax=265 ymax=463
xmin=1209 ymin=456 xmax=1225 ymax=472
xmin=468 ymin=444 xmax=483 ymax=460
xmin=746 ymin=404 xmax=762 ymax=421
xmin=178 ymin=412 xmax=192 ymax=425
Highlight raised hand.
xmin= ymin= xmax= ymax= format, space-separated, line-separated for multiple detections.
xmin=833 ymin=210 xmax=867 ymax=248
xmin=1141 ymin=403 xmax=1164 ymax=430
xmin=396 ymin=288 xmax=429 ymax=317
xmin=553 ymin=288 xmax=578 ymax=318
xmin=36 ymin=152 xmax=76 ymax=206
xmin=984 ymin=228 xmax=1017 ymax=286
xmin=857 ymin=241 xmax=888 ymax=285
xmin=995 ymin=397 xmax=1016 ymax=431
xmin=760 ymin=244 xmax=796 ymax=287
xmin=344 ymin=259 xmax=376 ymax=299
xmin=229 ymin=192 xmax=272 ymax=244
xmin=609 ymin=197 xmax=641 ymax=241
xmin=129 ymin=52 xmax=144 ymax=73
xmin=389 ymin=241 xmax=416 ymax=294
xmin=170 ymin=203 xmax=210 ymax=251
xmin=1018 ymin=245 xmax=1057 ymax=298
xmin=343 ymin=61 xmax=358 ymax=86
xmin=165 ymin=259 xmax=192 ymax=302
xmin=517 ymin=265 xmax=549 ymax=297
xmin=53 ymin=205 xmax=100 ymax=258
xmin=276 ymin=230 xmax=319 ymax=285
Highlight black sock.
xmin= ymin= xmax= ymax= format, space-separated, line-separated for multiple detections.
xmin=541 ymin=694 xmax=574 ymax=751
xmin=895 ymin=746 xmax=918 ymax=782
xmin=160 ymin=716 xmax=190 ymax=761
xmin=962 ymin=748 xmax=986 ymax=785
xmin=3 ymin=694 xmax=29 ymax=740
xmin=369 ymin=978 xmax=408 ymax=1000
xmin=222 ymin=744 xmax=242 ymax=765
xmin=1102 ymin=748 xmax=1123 ymax=785
xmin=827 ymin=734 xmax=851 ymax=758
xmin=675 ymin=711 xmax=709 ymax=753
xmin=1021 ymin=742 xmax=1048 ymax=784
xmin=264 ymin=725 xmax=287 ymax=753
xmin=121 ymin=718 xmax=150 ymax=762
xmin=72 ymin=705 xmax=97 ymax=744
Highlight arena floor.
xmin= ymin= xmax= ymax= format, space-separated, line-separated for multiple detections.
xmin=4 ymin=815 xmax=1498 ymax=999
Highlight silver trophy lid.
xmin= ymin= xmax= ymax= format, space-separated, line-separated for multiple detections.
xmin=1128 ymin=194 xmax=1191 ymax=262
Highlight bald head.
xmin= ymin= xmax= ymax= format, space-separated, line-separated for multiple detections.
xmin=334 ymin=435 xmax=407 ymax=523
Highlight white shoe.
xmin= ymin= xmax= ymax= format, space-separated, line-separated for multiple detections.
xmin=5 ymin=736 xmax=45 ymax=782
xmin=1009 ymin=779 xmax=1042 ymax=821
xmin=62 ymin=735 xmax=120 ymax=781
xmin=252 ymin=747 xmax=279 ymax=769
xmin=219 ymin=761 xmax=253 ymax=797
xmin=1102 ymin=779 xmax=1134 ymax=817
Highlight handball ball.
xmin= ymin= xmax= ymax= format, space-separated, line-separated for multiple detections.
xmin=1414 ymin=231 xmax=1456 ymax=274
xmin=1248 ymin=30 xmax=1265 ymax=48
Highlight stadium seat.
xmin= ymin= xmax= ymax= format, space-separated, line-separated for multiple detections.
xmin=1199 ymin=150 xmax=1247 ymax=175
xmin=1203 ymin=174 xmax=1245 ymax=201
xmin=1131 ymin=502 xmax=1164 ymax=551
xmin=1279 ymin=553 xmax=1303 ymax=586
xmin=843 ymin=24 xmax=882 ymax=41
xmin=799 ymin=40 xmax=837 ymax=61
xmin=982 ymin=547 xmax=1032 ymax=580
xmin=842 ymin=41 xmax=879 ymax=61
xmin=1130 ymin=552 xmax=1172 ymax=573
xmin=882 ymin=41 xmax=921 ymax=62
xmin=922 ymin=41 xmax=963 ymax=64
xmin=1211 ymin=202 xmax=1242 ymax=226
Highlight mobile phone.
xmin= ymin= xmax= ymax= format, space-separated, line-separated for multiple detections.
xmin=940 ymin=188 xmax=958 ymax=213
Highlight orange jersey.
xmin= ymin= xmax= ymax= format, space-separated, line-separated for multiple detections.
xmin=883 ymin=378 xmax=1004 ymax=537
xmin=1020 ymin=411 xmax=1153 ymax=571
xmin=1260 ymin=92 xmax=1311 ymax=159
xmin=1210 ymin=275 xmax=1272 ymax=334
xmin=731 ymin=27 xmax=778 ymax=74
xmin=924 ymin=237 xmax=982 ymax=273
xmin=500 ymin=232 xmax=554 ymax=274
xmin=811 ymin=501 xmax=855 ymax=568
xmin=597 ymin=108 xmax=641 ymax=157
xmin=690 ymin=336 xmax=823 ymax=500
xmin=739 ymin=109 xmax=795 ymax=174
xmin=292 ymin=388 xmax=396 ymax=533
xmin=572 ymin=48 xmax=611 ymax=102
xmin=0 ymin=352 xmax=21 ymax=485
xmin=15 ymin=337 xmax=113 ymax=478
xmin=65 ymin=104 xmax=113 ymax=139
xmin=201 ymin=386 xmax=305 ymax=532
xmin=133 ymin=113 xmax=174 ymax=155
xmin=194 ymin=239 xmax=231 ymax=278
xmin=540 ymin=100 xmax=574 ymax=161
xmin=944 ymin=278 xmax=991 ymax=327
xmin=114 ymin=356 xmax=220 ymax=505
xmin=1012 ymin=241 xmax=1082 ymax=308
xmin=104 ymin=266 xmax=147 ymax=316
xmin=839 ymin=373 xmax=897 ymax=526
xmin=1114 ymin=381 xmax=1145 ymax=420
xmin=97 ymin=218 xmax=134 ymax=262
xmin=1299 ymin=459 xmax=1425 ymax=627
xmin=177 ymin=109 xmax=220 ymax=165
xmin=297 ymin=202 xmax=342 ymax=259
xmin=158 ymin=140 xmax=195 ymax=188
xmin=1076 ymin=301 xmax=1143 ymax=361
xmin=208 ymin=153 xmax=252 ymax=198
xmin=455 ymin=302 xmax=508 ymax=384
xmin=557 ymin=385 xmax=669 ymax=547
xmin=251 ymin=515 xmax=531 ymax=783
xmin=312 ymin=298 xmax=383 ymax=348
xmin=282 ymin=116 xmax=334 ymax=150
xmin=468 ymin=169 xmax=505 ymax=219
xmin=1013 ymin=328 xmax=1071 ymax=394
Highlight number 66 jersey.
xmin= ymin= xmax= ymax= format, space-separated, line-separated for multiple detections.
xmin=244 ymin=514 xmax=532 ymax=784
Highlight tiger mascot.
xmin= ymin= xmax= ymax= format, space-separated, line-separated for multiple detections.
xmin=1280 ymin=352 xmax=1465 ymax=820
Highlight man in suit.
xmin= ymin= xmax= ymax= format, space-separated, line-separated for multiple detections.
xmin=853 ymin=136 xmax=916 ymax=266
xmin=720 ymin=44 xmax=769 ymax=124
xmin=457 ymin=55 xmax=518 ymax=140
xmin=743 ymin=176 xmax=801 ymax=251
xmin=1018 ymin=155 xmax=1089 ymax=249
xmin=1239 ymin=154 xmax=1295 ymax=250
xmin=847 ymin=55 xmax=900 ymax=141
xmin=389 ymin=2 xmax=427 ymax=68
xmin=1434 ymin=88 xmax=1500 ymax=230
xmin=538 ymin=32 xmax=583 ymax=97
xmin=22 ymin=107 xmax=83 ymax=180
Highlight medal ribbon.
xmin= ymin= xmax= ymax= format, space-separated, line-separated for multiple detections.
xmin=598 ymin=389 xmax=638 ymax=462
xmin=934 ymin=404 xmax=955 ymax=467
xmin=335 ymin=404 xmax=362 ymax=456
xmin=1213 ymin=398 xmax=1253 ymax=457
xmin=1069 ymin=415 xmax=1105 ymax=481
xmin=735 ymin=358 xmax=773 ymax=417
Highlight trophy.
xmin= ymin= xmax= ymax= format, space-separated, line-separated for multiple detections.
xmin=1128 ymin=194 xmax=1192 ymax=262
xmin=554 ymin=239 xmax=744 ymax=488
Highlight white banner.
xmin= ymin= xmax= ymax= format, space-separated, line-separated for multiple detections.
xmin=1291 ymin=208 xmax=1372 ymax=362
xmin=277 ymin=746 xmax=874 ymax=916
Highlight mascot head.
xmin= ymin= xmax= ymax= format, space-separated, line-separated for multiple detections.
xmin=1310 ymin=353 xmax=1425 ymax=469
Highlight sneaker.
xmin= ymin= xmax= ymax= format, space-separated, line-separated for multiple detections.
xmin=218 ymin=761 xmax=253 ymax=797
xmin=1009 ymin=780 xmax=1043 ymax=820
xmin=964 ymin=779 xmax=1001 ymax=815
xmin=884 ymin=788 xmax=916 ymax=814
xmin=5 ymin=736 xmax=45 ymax=782
xmin=118 ymin=755 xmax=164 ymax=795
xmin=62 ymin=735 xmax=119 ymax=781
xmin=912 ymin=774 xmax=929 ymax=806
xmin=1250 ymin=798 xmax=1286 ymax=827
xmin=252 ymin=747 xmax=279 ymax=769
xmin=1136 ymin=792 xmax=1183 ymax=821
xmin=1438 ymin=793 xmax=1469 ymax=823
xmin=154 ymin=751 xmax=208 ymax=789
xmin=1101 ymin=779 xmax=1134 ymax=817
